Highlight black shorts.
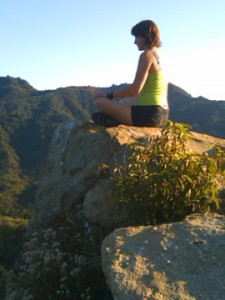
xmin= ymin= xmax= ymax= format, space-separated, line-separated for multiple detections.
xmin=131 ymin=105 xmax=169 ymax=127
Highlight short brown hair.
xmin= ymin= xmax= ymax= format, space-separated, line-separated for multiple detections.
xmin=131 ymin=20 xmax=161 ymax=48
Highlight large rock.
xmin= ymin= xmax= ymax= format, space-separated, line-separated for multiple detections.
xmin=101 ymin=214 xmax=225 ymax=300
xmin=30 ymin=120 xmax=225 ymax=229
xmin=30 ymin=120 xmax=161 ymax=228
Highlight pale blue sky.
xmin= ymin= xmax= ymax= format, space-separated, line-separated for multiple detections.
xmin=0 ymin=0 xmax=225 ymax=100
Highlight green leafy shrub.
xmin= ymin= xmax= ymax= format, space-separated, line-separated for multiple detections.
xmin=113 ymin=121 xmax=225 ymax=225
xmin=7 ymin=213 xmax=112 ymax=300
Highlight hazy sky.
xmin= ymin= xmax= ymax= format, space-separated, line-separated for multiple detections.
xmin=1 ymin=0 xmax=225 ymax=100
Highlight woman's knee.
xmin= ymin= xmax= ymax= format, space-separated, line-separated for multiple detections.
xmin=93 ymin=97 xmax=110 ymax=110
xmin=93 ymin=98 xmax=101 ymax=109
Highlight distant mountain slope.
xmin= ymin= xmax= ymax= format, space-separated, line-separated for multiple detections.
xmin=0 ymin=76 xmax=224 ymax=217
xmin=168 ymin=83 xmax=225 ymax=138
xmin=0 ymin=77 xmax=97 ymax=216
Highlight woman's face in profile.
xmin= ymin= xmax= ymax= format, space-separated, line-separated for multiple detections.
xmin=134 ymin=36 xmax=146 ymax=51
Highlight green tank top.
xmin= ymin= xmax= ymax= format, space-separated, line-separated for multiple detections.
xmin=136 ymin=70 xmax=168 ymax=108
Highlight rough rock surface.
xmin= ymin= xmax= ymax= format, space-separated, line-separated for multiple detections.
xmin=30 ymin=120 xmax=225 ymax=229
xmin=101 ymin=214 xmax=225 ymax=300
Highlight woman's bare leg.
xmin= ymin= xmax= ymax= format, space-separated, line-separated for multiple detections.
xmin=94 ymin=97 xmax=133 ymax=125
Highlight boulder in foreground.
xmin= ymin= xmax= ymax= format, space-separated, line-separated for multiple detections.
xmin=102 ymin=213 xmax=225 ymax=300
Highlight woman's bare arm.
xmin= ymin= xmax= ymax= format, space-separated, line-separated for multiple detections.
xmin=112 ymin=51 xmax=153 ymax=98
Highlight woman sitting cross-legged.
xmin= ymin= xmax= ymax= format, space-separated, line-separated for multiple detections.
xmin=92 ymin=19 xmax=169 ymax=128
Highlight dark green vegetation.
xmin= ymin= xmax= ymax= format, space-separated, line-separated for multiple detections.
xmin=114 ymin=121 xmax=225 ymax=225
